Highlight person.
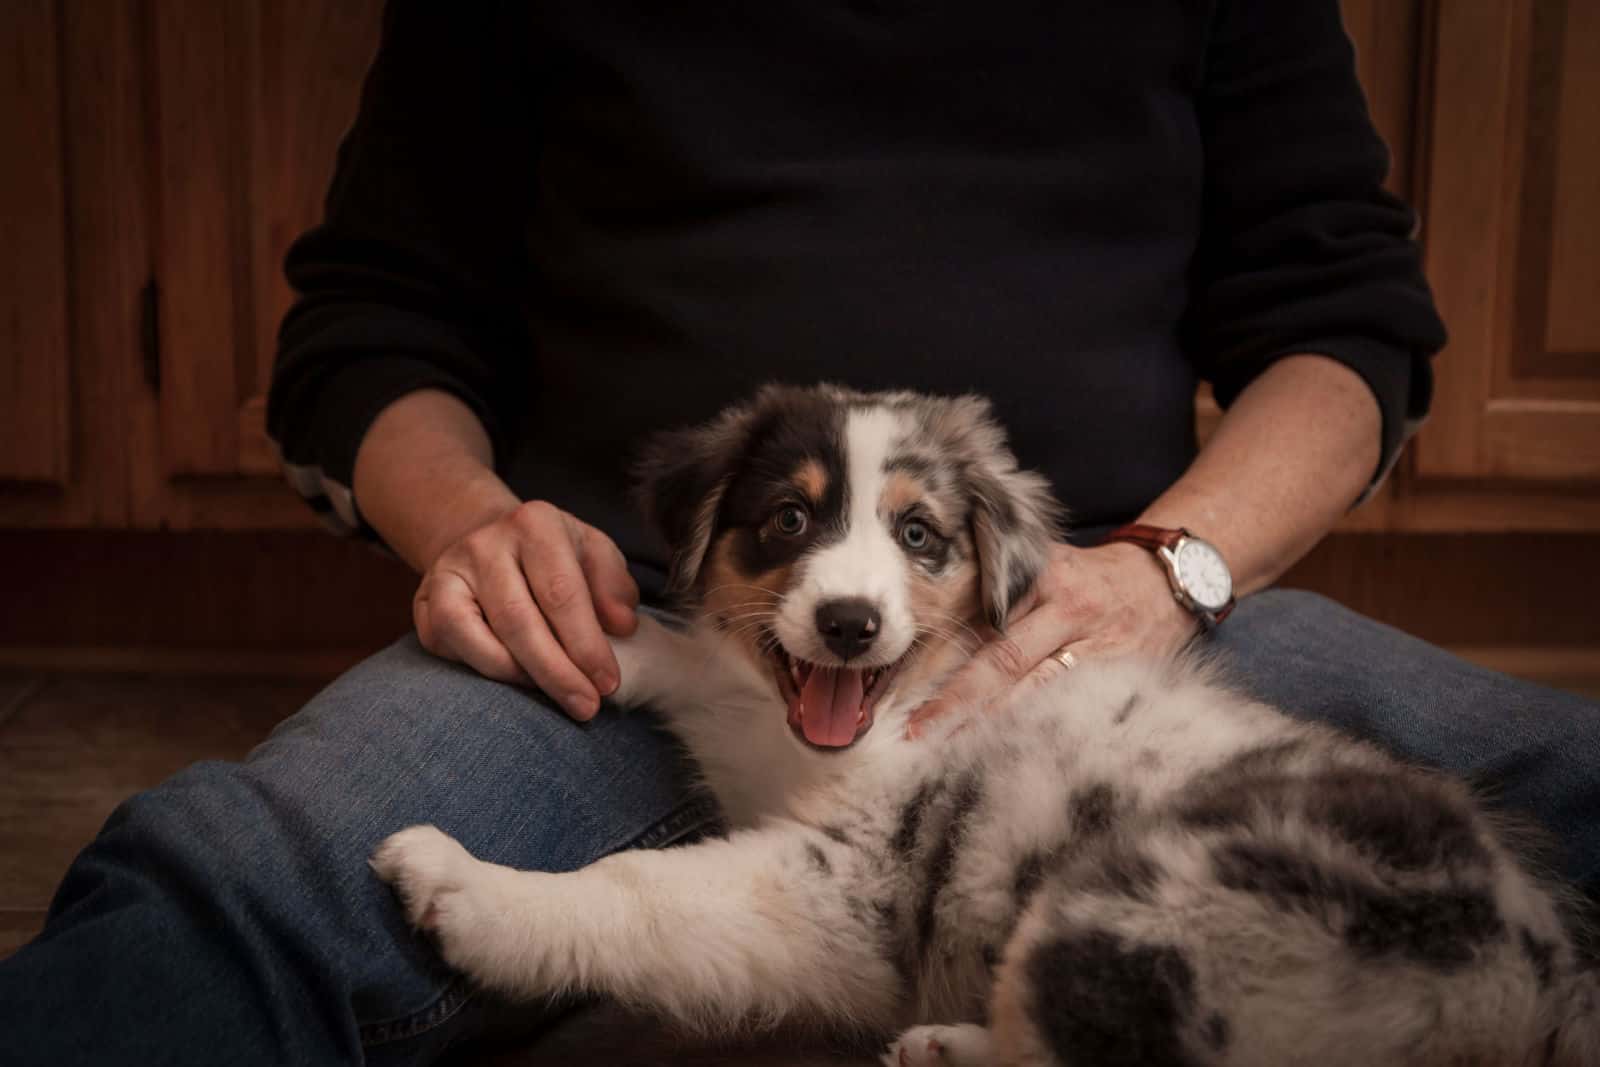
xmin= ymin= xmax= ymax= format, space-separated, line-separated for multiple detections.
xmin=3 ymin=2 xmax=1594 ymax=1064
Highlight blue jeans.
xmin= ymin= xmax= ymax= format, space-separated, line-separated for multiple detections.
xmin=1 ymin=591 xmax=1595 ymax=1064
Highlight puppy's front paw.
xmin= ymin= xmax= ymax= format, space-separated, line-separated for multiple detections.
xmin=372 ymin=826 xmax=554 ymax=993
xmin=370 ymin=824 xmax=480 ymax=933
xmin=883 ymin=1024 xmax=993 ymax=1067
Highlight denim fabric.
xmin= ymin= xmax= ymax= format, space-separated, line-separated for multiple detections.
xmin=1 ymin=591 xmax=1595 ymax=1064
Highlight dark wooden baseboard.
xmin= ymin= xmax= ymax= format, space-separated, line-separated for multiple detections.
xmin=0 ymin=530 xmax=1596 ymax=685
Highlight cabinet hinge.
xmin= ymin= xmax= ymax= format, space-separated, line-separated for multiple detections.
xmin=139 ymin=278 xmax=161 ymax=391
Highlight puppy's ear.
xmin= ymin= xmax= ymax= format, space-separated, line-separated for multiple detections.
xmin=633 ymin=404 xmax=758 ymax=598
xmin=970 ymin=466 xmax=1060 ymax=630
xmin=943 ymin=397 xmax=1063 ymax=630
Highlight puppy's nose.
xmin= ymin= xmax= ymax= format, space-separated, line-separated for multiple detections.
xmin=815 ymin=598 xmax=881 ymax=661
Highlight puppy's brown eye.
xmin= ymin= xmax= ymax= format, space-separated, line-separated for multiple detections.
xmin=774 ymin=505 xmax=807 ymax=536
xmin=900 ymin=521 xmax=930 ymax=550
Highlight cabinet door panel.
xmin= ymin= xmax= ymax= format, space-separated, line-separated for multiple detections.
xmin=0 ymin=0 xmax=71 ymax=486
xmin=1419 ymin=0 xmax=1600 ymax=484
xmin=143 ymin=0 xmax=381 ymax=524
xmin=1541 ymin=0 xmax=1600 ymax=357
xmin=150 ymin=0 xmax=241 ymax=477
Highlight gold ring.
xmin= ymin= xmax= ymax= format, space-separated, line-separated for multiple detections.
xmin=1052 ymin=647 xmax=1078 ymax=671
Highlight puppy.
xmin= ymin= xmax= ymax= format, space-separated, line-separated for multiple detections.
xmin=374 ymin=385 xmax=1596 ymax=1065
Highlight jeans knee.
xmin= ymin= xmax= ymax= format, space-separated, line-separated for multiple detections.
xmin=90 ymin=761 xmax=292 ymax=906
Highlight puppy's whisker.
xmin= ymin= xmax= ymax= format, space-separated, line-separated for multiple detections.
xmin=714 ymin=614 xmax=779 ymax=637
xmin=925 ymin=610 xmax=983 ymax=645
xmin=721 ymin=623 xmax=777 ymax=645
xmin=915 ymin=624 xmax=974 ymax=650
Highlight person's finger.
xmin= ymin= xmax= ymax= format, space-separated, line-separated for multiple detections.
xmin=514 ymin=512 xmax=621 ymax=697
xmin=476 ymin=552 xmax=602 ymax=719
xmin=418 ymin=572 xmax=531 ymax=686
xmin=906 ymin=604 xmax=1081 ymax=738
xmin=574 ymin=520 xmax=640 ymax=637
xmin=991 ymin=639 xmax=1091 ymax=717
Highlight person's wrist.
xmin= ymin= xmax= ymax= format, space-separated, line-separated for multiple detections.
xmin=413 ymin=468 xmax=523 ymax=571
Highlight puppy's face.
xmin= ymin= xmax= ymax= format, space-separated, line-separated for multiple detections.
xmin=638 ymin=386 xmax=1058 ymax=751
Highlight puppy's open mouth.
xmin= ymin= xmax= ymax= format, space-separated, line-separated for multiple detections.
xmin=768 ymin=639 xmax=908 ymax=750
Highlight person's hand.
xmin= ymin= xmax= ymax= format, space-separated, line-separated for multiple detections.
xmin=905 ymin=541 xmax=1198 ymax=738
xmin=413 ymin=500 xmax=640 ymax=720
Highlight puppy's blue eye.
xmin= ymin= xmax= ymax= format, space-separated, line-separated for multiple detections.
xmin=774 ymin=505 xmax=807 ymax=536
xmin=900 ymin=521 xmax=930 ymax=550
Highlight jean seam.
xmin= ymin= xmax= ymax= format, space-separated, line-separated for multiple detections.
xmin=358 ymin=977 xmax=473 ymax=1048
xmin=354 ymin=794 xmax=720 ymax=1050
xmin=621 ymin=792 xmax=723 ymax=851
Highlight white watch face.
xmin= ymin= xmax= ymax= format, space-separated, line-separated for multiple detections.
xmin=1174 ymin=538 xmax=1233 ymax=612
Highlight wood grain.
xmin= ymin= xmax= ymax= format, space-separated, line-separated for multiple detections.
xmin=0 ymin=0 xmax=71 ymax=486
xmin=0 ymin=530 xmax=415 ymax=656
xmin=1415 ymin=0 xmax=1516 ymax=479
xmin=1542 ymin=0 xmax=1600 ymax=356
xmin=1417 ymin=0 xmax=1600 ymax=484
xmin=149 ymin=0 xmax=243 ymax=476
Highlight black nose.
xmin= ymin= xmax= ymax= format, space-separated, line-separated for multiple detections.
xmin=815 ymin=598 xmax=881 ymax=661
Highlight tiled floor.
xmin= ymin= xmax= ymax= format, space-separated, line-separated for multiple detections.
xmin=0 ymin=671 xmax=878 ymax=1065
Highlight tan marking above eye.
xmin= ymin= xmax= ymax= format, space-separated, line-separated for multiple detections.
xmin=880 ymin=471 xmax=925 ymax=517
xmin=793 ymin=460 xmax=828 ymax=505
xmin=881 ymin=471 xmax=959 ymax=532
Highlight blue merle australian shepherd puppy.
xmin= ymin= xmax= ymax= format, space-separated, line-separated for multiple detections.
xmin=375 ymin=385 xmax=1596 ymax=1066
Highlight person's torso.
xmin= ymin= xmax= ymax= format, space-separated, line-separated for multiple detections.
xmin=504 ymin=1 xmax=1214 ymax=574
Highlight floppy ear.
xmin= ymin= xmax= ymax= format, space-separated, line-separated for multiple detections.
xmin=969 ymin=465 xmax=1061 ymax=630
xmin=632 ymin=404 xmax=759 ymax=598
xmin=941 ymin=396 xmax=1063 ymax=630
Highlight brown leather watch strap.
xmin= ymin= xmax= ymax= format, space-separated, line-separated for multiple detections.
xmin=1102 ymin=523 xmax=1186 ymax=551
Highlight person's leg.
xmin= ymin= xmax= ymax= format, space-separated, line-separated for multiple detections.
xmin=1208 ymin=589 xmax=1600 ymax=897
xmin=0 ymin=631 xmax=718 ymax=1066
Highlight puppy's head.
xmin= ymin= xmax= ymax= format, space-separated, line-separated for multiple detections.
xmin=636 ymin=385 xmax=1060 ymax=751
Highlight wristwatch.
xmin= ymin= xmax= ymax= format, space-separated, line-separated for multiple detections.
xmin=1102 ymin=523 xmax=1235 ymax=627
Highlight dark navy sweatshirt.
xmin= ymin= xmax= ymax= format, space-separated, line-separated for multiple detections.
xmin=267 ymin=0 xmax=1446 ymax=578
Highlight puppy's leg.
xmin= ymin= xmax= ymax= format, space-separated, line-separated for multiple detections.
xmin=609 ymin=615 xmax=761 ymax=714
xmin=372 ymin=823 xmax=899 ymax=1033
xmin=883 ymin=1023 xmax=994 ymax=1067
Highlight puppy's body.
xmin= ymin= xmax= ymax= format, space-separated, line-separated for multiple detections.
xmin=374 ymin=387 xmax=1596 ymax=1065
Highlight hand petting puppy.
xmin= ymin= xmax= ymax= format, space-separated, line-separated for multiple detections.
xmin=905 ymin=541 xmax=1197 ymax=738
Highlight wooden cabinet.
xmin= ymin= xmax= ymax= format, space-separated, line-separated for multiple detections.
xmin=1 ymin=0 xmax=1598 ymax=532
xmin=0 ymin=1 xmax=144 ymax=527
xmin=137 ymin=0 xmax=383 ymax=527
xmin=1419 ymin=0 xmax=1600 ymax=486
xmin=1 ymin=0 xmax=72 ymax=492
xmin=0 ymin=0 xmax=381 ymax=530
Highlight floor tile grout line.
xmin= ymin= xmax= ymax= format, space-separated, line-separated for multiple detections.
xmin=0 ymin=678 xmax=51 ymax=736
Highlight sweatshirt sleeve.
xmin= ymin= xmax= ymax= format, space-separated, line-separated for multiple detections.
xmin=266 ymin=1 xmax=534 ymax=537
xmin=1181 ymin=0 xmax=1448 ymax=492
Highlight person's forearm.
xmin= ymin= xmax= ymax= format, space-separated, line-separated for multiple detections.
xmin=1135 ymin=354 xmax=1381 ymax=596
xmin=352 ymin=389 xmax=522 ymax=573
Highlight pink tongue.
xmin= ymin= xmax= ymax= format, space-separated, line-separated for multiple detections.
xmin=797 ymin=667 xmax=866 ymax=747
